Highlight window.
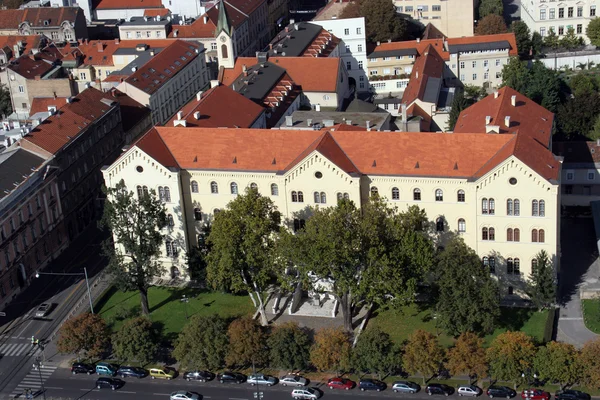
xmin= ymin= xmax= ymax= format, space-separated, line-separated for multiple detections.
xmin=137 ymin=185 xmax=143 ymax=199
xmin=458 ymin=218 xmax=466 ymax=233
xmin=413 ymin=188 xmax=421 ymax=201
xmin=358 ymin=60 xmax=363 ymax=69
xmin=391 ymin=187 xmax=400 ymax=200
xmin=568 ymin=6 xmax=573 ymax=17
xmin=514 ymin=258 xmax=521 ymax=274
xmin=514 ymin=199 xmax=520 ymax=216
xmin=432 ymin=4 xmax=441 ymax=11
xmin=514 ymin=228 xmax=520 ymax=242
xmin=457 ymin=190 xmax=465 ymax=202
xmin=472 ymin=73 xmax=477 ymax=81
xmin=436 ymin=217 xmax=444 ymax=232
xmin=559 ymin=25 xmax=564 ymax=35
xmin=346 ymin=61 xmax=352 ymax=70
xmin=271 ymin=184 xmax=278 ymax=196
xmin=540 ymin=9 xmax=546 ymax=19
xmin=292 ymin=191 xmax=298 ymax=202
xmin=592 ymin=5 xmax=596 ymax=16
xmin=163 ymin=187 xmax=171 ymax=202
xmin=577 ymin=24 xmax=583 ymax=34
xmin=194 ymin=208 xmax=202 ymax=221
xmin=356 ymin=27 xmax=361 ymax=34
xmin=230 ymin=182 xmax=238 ymax=195
xmin=484 ymin=72 xmax=489 ymax=80
xmin=589 ymin=170 xmax=596 ymax=180
xmin=320 ymin=192 xmax=326 ymax=204
xmin=298 ymin=191 xmax=304 ymax=202
xmin=539 ymin=200 xmax=545 ymax=217
xmin=211 ymin=42 xmax=217 ymax=50
xmin=559 ymin=7 xmax=564 ymax=18
xmin=489 ymin=198 xmax=495 ymax=215
xmin=344 ymin=193 xmax=349 ymax=200
xmin=495 ymin=59 xmax=501 ymax=66
xmin=472 ymin=61 xmax=477 ymax=68
xmin=344 ymin=28 xmax=349 ymax=35
xmin=532 ymin=229 xmax=539 ymax=242
xmin=532 ymin=200 xmax=539 ymax=216
xmin=482 ymin=198 xmax=488 ymax=214
xmin=489 ymin=227 xmax=495 ymax=240
xmin=293 ymin=218 xmax=306 ymax=232
xmin=210 ymin=181 xmax=218 ymax=194
xmin=435 ymin=189 xmax=443 ymax=201
xmin=550 ymin=8 xmax=555 ymax=18
xmin=483 ymin=60 xmax=489 ymax=68
xmin=250 ymin=182 xmax=258 ymax=190
xmin=507 ymin=258 xmax=514 ymax=274
xmin=577 ymin=6 xmax=583 ymax=16
xmin=168 ymin=214 xmax=174 ymax=226
xmin=482 ymin=227 xmax=489 ymax=240
xmin=460 ymin=61 xmax=465 ymax=69
xmin=345 ymin=45 xmax=351 ymax=53
xmin=79 ymin=72 xmax=87 ymax=80
xmin=165 ymin=240 xmax=177 ymax=257
xmin=507 ymin=228 xmax=514 ymax=241
xmin=191 ymin=180 xmax=199 ymax=193
xmin=18 ymin=85 xmax=24 ymax=93
xmin=371 ymin=186 xmax=379 ymax=196
xmin=539 ymin=229 xmax=545 ymax=243
xmin=314 ymin=191 xmax=321 ymax=203
xmin=532 ymin=259 xmax=538 ymax=274
xmin=508 ymin=286 xmax=514 ymax=295
xmin=507 ymin=199 xmax=513 ymax=215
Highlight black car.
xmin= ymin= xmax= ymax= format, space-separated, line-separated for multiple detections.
xmin=359 ymin=379 xmax=386 ymax=391
xmin=556 ymin=390 xmax=591 ymax=400
xmin=487 ymin=386 xmax=517 ymax=399
xmin=95 ymin=377 xmax=124 ymax=390
xmin=217 ymin=371 xmax=246 ymax=384
xmin=183 ymin=370 xmax=215 ymax=382
xmin=427 ymin=384 xmax=454 ymax=396
xmin=117 ymin=366 xmax=147 ymax=379
xmin=71 ymin=362 xmax=95 ymax=375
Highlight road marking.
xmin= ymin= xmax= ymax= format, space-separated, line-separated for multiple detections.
xmin=229 ymin=397 xmax=248 ymax=399
xmin=153 ymin=393 xmax=172 ymax=396
xmin=36 ymin=279 xmax=84 ymax=337
xmin=2 ymin=343 xmax=16 ymax=355
xmin=45 ymin=387 xmax=64 ymax=390
xmin=119 ymin=391 xmax=137 ymax=394
xmin=560 ymin=317 xmax=583 ymax=320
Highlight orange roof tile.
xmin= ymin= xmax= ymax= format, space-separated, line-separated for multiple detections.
xmin=94 ymin=0 xmax=161 ymax=10
xmin=225 ymin=0 xmax=266 ymax=17
xmin=144 ymin=8 xmax=169 ymax=16
xmin=407 ymin=103 xmax=431 ymax=131
xmin=0 ymin=35 xmax=43 ymax=60
xmin=422 ymin=23 xmax=446 ymax=40
xmin=168 ymin=2 xmax=246 ymax=38
xmin=75 ymin=39 xmax=176 ymax=67
xmin=0 ymin=7 xmax=82 ymax=29
xmin=447 ymin=33 xmax=518 ymax=57
xmin=8 ymin=45 xmax=65 ymax=79
xmin=29 ymin=97 xmax=68 ymax=116
xmin=132 ymin=127 xmax=179 ymax=168
xmin=369 ymin=39 xmax=449 ymax=60
xmin=401 ymin=44 xmax=446 ymax=105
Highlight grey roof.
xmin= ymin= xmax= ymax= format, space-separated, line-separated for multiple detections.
xmin=288 ymin=110 xmax=390 ymax=130
xmin=437 ymin=87 xmax=455 ymax=109
xmin=230 ymin=61 xmax=286 ymax=103
xmin=448 ymin=40 xmax=511 ymax=54
xmin=368 ymin=48 xmax=418 ymax=59
xmin=345 ymin=98 xmax=381 ymax=113
xmin=0 ymin=148 xmax=44 ymax=200
xmin=120 ymin=16 xmax=170 ymax=26
xmin=109 ymin=48 xmax=166 ymax=77
xmin=267 ymin=22 xmax=324 ymax=57
xmin=422 ymin=76 xmax=441 ymax=104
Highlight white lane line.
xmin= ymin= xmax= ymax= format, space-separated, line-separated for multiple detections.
xmin=45 ymin=387 xmax=64 ymax=390
xmin=229 ymin=397 xmax=248 ymax=399
xmin=13 ymin=343 xmax=29 ymax=356
xmin=15 ymin=318 xmax=34 ymax=337
xmin=153 ymin=393 xmax=172 ymax=396
xmin=2 ymin=343 xmax=16 ymax=355
xmin=119 ymin=391 xmax=137 ymax=394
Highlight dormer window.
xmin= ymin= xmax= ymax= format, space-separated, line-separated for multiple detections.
xmin=43 ymin=20 xmax=49 ymax=26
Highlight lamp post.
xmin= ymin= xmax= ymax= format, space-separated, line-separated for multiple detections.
xmin=33 ymin=357 xmax=46 ymax=400
xmin=35 ymin=267 xmax=94 ymax=314
xmin=181 ymin=295 xmax=189 ymax=319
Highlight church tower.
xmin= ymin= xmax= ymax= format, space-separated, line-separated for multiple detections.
xmin=216 ymin=0 xmax=236 ymax=69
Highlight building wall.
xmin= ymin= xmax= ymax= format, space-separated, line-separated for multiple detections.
xmin=95 ymin=8 xmax=147 ymax=20
xmin=393 ymin=0 xmax=475 ymax=37
xmin=521 ymin=0 xmax=597 ymax=43
xmin=7 ymin=73 xmax=74 ymax=116
xmin=367 ymin=53 xmax=415 ymax=76
xmin=118 ymin=24 xmax=169 ymax=40
xmin=447 ymin=49 xmax=509 ymax=89
xmin=561 ymin=165 xmax=600 ymax=206
xmin=369 ymin=78 xmax=409 ymax=95
xmin=268 ymin=0 xmax=288 ymax=36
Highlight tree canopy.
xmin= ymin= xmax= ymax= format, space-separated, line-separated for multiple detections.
xmin=447 ymin=332 xmax=488 ymax=382
xmin=487 ymin=331 xmax=536 ymax=384
xmin=534 ymin=341 xmax=581 ymax=389
xmin=557 ymin=90 xmax=600 ymax=139
xmin=478 ymin=0 xmax=503 ymax=18
xmin=403 ymin=330 xmax=444 ymax=384
xmin=226 ymin=317 xmax=267 ymax=367
xmin=475 ymin=14 xmax=507 ymax=35
xmin=339 ymin=0 xmax=407 ymax=43
xmin=310 ymin=328 xmax=352 ymax=373
xmin=511 ymin=21 xmax=531 ymax=57
xmin=56 ymin=312 xmax=109 ymax=359
xmin=580 ymin=338 xmax=600 ymax=388
xmin=587 ymin=17 xmax=600 ymax=47
xmin=112 ymin=316 xmax=160 ymax=364
xmin=352 ymin=325 xmax=399 ymax=378
xmin=172 ymin=315 xmax=229 ymax=371
xmin=526 ymin=250 xmax=556 ymax=310
xmin=267 ymin=322 xmax=312 ymax=371
xmin=0 ymin=84 xmax=12 ymax=119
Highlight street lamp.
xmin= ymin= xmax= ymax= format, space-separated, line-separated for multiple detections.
xmin=35 ymin=267 xmax=94 ymax=314
xmin=181 ymin=295 xmax=189 ymax=319
xmin=32 ymin=357 xmax=46 ymax=400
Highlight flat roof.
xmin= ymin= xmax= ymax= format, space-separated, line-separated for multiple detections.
xmin=448 ymin=40 xmax=511 ymax=54
xmin=288 ymin=110 xmax=389 ymax=130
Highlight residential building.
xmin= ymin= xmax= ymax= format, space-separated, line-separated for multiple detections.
xmin=93 ymin=0 xmax=164 ymax=20
xmin=266 ymin=21 xmax=340 ymax=58
xmin=553 ymin=141 xmax=600 ymax=206
xmin=278 ymin=109 xmax=391 ymax=131
xmin=394 ymin=0 xmax=475 ymax=38
xmin=267 ymin=0 xmax=288 ymax=36
xmin=102 ymin=121 xmax=561 ymax=298
xmin=521 ymin=0 xmax=594 ymax=43
xmin=0 ymin=35 xmax=44 ymax=80
xmin=116 ymin=40 xmax=209 ymax=125
xmin=0 ymin=7 xmax=87 ymax=42
xmin=118 ymin=16 xmax=171 ymax=41
xmin=28 ymin=96 xmax=68 ymax=117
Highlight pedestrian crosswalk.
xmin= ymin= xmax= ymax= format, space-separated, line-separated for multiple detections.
xmin=10 ymin=365 xmax=57 ymax=398
xmin=0 ymin=342 xmax=35 ymax=357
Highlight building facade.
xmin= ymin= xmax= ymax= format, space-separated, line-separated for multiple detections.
xmin=394 ymin=0 xmax=475 ymax=37
xmin=521 ymin=0 xmax=597 ymax=43
xmin=0 ymin=7 xmax=87 ymax=42
xmin=554 ymin=141 xmax=600 ymax=206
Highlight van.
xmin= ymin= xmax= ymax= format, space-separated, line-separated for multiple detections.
xmin=95 ymin=362 xmax=117 ymax=376
xmin=149 ymin=367 xmax=175 ymax=380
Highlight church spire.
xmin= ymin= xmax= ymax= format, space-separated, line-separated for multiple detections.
xmin=216 ymin=0 xmax=232 ymax=36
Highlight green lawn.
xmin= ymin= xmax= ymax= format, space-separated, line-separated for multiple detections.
xmin=582 ymin=299 xmax=600 ymax=334
xmin=95 ymin=286 xmax=254 ymax=340
xmin=369 ymin=304 xmax=549 ymax=347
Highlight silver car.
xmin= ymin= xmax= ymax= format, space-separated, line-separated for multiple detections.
xmin=35 ymin=303 xmax=51 ymax=318
xmin=458 ymin=385 xmax=482 ymax=397
xmin=247 ymin=374 xmax=277 ymax=386
xmin=393 ymin=381 xmax=420 ymax=394
xmin=170 ymin=391 xmax=200 ymax=400
xmin=281 ymin=375 xmax=308 ymax=387
xmin=292 ymin=388 xmax=320 ymax=400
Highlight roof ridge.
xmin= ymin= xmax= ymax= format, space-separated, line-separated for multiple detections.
xmin=223 ymin=0 xmax=248 ymax=17
xmin=322 ymin=130 xmax=361 ymax=174
xmin=472 ymin=135 xmax=517 ymax=178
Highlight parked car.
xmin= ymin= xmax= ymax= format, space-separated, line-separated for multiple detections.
xmin=292 ymin=388 xmax=321 ymax=400
xmin=71 ymin=362 xmax=94 ymax=375
xmin=116 ymin=366 xmax=147 ymax=379
xmin=35 ymin=303 xmax=52 ymax=318
xmin=556 ymin=390 xmax=591 ymax=400
xmin=95 ymin=362 xmax=117 ymax=376
xmin=149 ymin=367 xmax=176 ymax=380
xmin=183 ymin=370 xmax=215 ymax=382
xmin=95 ymin=377 xmax=123 ymax=390
xmin=359 ymin=379 xmax=386 ymax=391
xmin=426 ymin=383 xmax=454 ymax=396
xmin=247 ymin=374 xmax=277 ymax=386
xmin=327 ymin=377 xmax=355 ymax=390
xmin=217 ymin=371 xmax=246 ymax=384
xmin=521 ymin=389 xmax=551 ymax=400
xmin=170 ymin=391 xmax=200 ymax=400
xmin=392 ymin=381 xmax=420 ymax=394
xmin=487 ymin=386 xmax=517 ymax=399
xmin=281 ymin=375 xmax=308 ymax=387
xmin=458 ymin=385 xmax=482 ymax=397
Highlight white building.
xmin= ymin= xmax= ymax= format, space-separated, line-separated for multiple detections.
xmin=521 ymin=0 xmax=597 ymax=43
xmin=394 ymin=0 xmax=475 ymax=38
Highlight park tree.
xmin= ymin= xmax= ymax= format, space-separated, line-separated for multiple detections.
xmin=56 ymin=312 xmax=109 ymax=359
xmin=560 ymin=27 xmax=584 ymax=50
xmin=173 ymin=315 xmax=229 ymax=371
xmin=526 ymin=250 xmax=556 ymax=310
xmin=478 ymin=0 xmax=503 ymax=18
xmin=475 ymin=14 xmax=507 ymax=35
xmin=403 ymin=330 xmax=444 ymax=384
xmin=100 ymin=180 xmax=167 ymax=316
xmin=526 ymin=61 xmax=563 ymax=113
xmin=352 ymin=325 xmax=400 ymax=378
xmin=447 ymin=91 xmax=469 ymax=130
xmin=447 ymin=332 xmax=488 ymax=383
xmin=531 ymin=31 xmax=544 ymax=55
xmin=534 ymin=341 xmax=582 ymax=389
xmin=580 ymin=338 xmax=600 ymax=388
xmin=226 ymin=317 xmax=267 ymax=367
xmin=187 ymin=224 xmax=211 ymax=281
xmin=557 ymin=91 xmax=600 ymax=139
xmin=112 ymin=316 xmax=160 ymax=364
xmin=501 ymin=57 xmax=529 ymax=93
xmin=267 ymin=322 xmax=312 ymax=371
xmin=544 ymin=28 xmax=560 ymax=49
xmin=587 ymin=17 xmax=600 ymax=47
xmin=339 ymin=0 xmax=407 ymax=42
xmin=0 ymin=84 xmax=12 ymax=118
xmin=487 ymin=331 xmax=536 ymax=387
xmin=569 ymin=74 xmax=598 ymax=97
xmin=310 ymin=328 xmax=352 ymax=373
xmin=511 ymin=21 xmax=531 ymax=57
xmin=590 ymin=114 xmax=600 ymax=140
xmin=206 ymin=188 xmax=280 ymax=326
xmin=435 ymin=237 xmax=500 ymax=335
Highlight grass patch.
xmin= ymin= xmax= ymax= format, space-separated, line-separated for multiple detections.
xmin=369 ymin=304 xmax=549 ymax=348
xmin=582 ymin=299 xmax=600 ymax=334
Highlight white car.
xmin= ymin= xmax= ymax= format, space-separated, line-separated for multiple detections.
xmin=292 ymin=388 xmax=320 ymax=400
xmin=170 ymin=391 xmax=200 ymax=400
xmin=35 ymin=303 xmax=51 ymax=318
xmin=281 ymin=375 xmax=308 ymax=387
xmin=247 ymin=374 xmax=277 ymax=386
xmin=458 ymin=385 xmax=482 ymax=397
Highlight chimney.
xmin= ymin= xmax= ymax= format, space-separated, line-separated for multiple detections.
xmin=346 ymin=120 xmax=352 ymax=125
xmin=174 ymin=29 xmax=179 ymax=37
xmin=242 ymin=64 xmax=247 ymax=73
xmin=97 ymin=42 xmax=104 ymax=52
xmin=366 ymin=120 xmax=371 ymax=130
xmin=193 ymin=111 xmax=201 ymax=120
xmin=115 ymin=38 xmax=120 ymax=45
xmin=597 ymin=138 xmax=600 ymax=146
xmin=269 ymin=43 xmax=273 ymax=50
xmin=504 ymin=115 xmax=511 ymax=127
xmin=315 ymin=104 xmax=321 ymax=112
xmin=485 ymin=115 xmax=491 ymax=124
xmin=416 ymin=38 xmax=420 ymax=43
xmin=376 ymin=41 xmax=380 ymax=46
xmin=203 ymin=15 xmax=208 ymax=24
xmin=486 ymin=125 xmax=500 ymax=133
xmin=174 ymin=119 xmax=187 ymax=127
xmin=307 ymin=118 xmax=312 ymax=126
xmin=401 ymin=103 xmax=407 ymax=122
xmin=387 ymin=38 xmax=391 ymax=43
xmin=294 ymin=23 xmax=299 ymax=30
xmin=210 ymin=80 xmax=219 ymax=88
xmin=285 ymin=26 xmax=289 ymax=33
xmin=494 ymin=90 xmax=499 ymax=98
xmin=177 ymin=111 xmax=183 ymax=120
xmin=12 ymin=44 xmax=20 ymax=57
xmin=511 ymin=95 xmax=517 ymax=106
xmin=144 ymin=16 xmax=149 ymax=21
xmin=196 ymin=91 xmax=203 ymax=101
xmin=66 ymin=96 xmax=73 ymax=103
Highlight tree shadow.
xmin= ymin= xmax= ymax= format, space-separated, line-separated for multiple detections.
xmin=94 ymin=286 xmax=138 ymax=315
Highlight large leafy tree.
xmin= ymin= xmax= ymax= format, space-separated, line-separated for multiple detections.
xmin=534 ymin=341 xmax=581 ymax=389
xmin=560 ymin=27 xmax=584 ymax=50
xmin=310 ymin=328 xmax=352 ymax=373
xmin=544 ymin=28 xmax=560 ymax=49
xmin=526 ymin=250 xmax=556 ymax=310
xmin=580 ymin=338 xmax=600 ymax=388
xmin=172 ymin=315 xmax=229 ymax=371
xmin=447 ymin=90 xmax=470 ymax=131
xmin=56 ymin=312 xmax=109 ymax=359
xmin=226 ymin=317 xmax=267 ymax=367
xmin=447 ymin=332 xmax=488 ymax=382
xmin=478 ymin=0 xmax=503 ymax=18
xmin=557 ymin=91 xmax=600 ymax=139
xmin=352 ymin=325 xmax=399 ymax=378
xmin=487 ymin=331 xmax=536 ymax=386
xmin=267 ymin=322 xmax=312 ymax=371
xmin=475 ymin=14 xmax=507 ymax=35
xmin=569 ymin=74 xmax=598 ymax=97
xmin=501 ymin=57 xmax=529 ymax=93
xmin=339 ymin=0 xmax=407 ymax=42
xmin=587 ymin=17 xmax=600 ymax=47
xmin=531 ymin=31 xmax=544 ymax=55
xmin=590 ymin=114 xmax=600 ymax=140
xmin=187 ymin=224 xmax=211 ymax=282
xmin=435 ymin=237 xmax=500 ymax=335
xmin=0 ymin=84 xmax=12 ymax=118
xmin=403 ymin=330 xmax=444 ymax=384
xmin=206 ymin=188 xmax=281 ymax=326
xmin=112 ymin=316 xmax=160 ymax=365
xmin=101 ymin=180 xmax=167 ymax=316
xmin=511 ymin=21 xmax=531 ymax=57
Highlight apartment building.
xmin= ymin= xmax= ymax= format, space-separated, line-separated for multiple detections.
xmin=553 ymin=141 xmax=600 ymax=206
xmin=267 ymin=0 xmax=288 ymax=36
xmin=521 ymin=0 xmax=597 ymax=42
xmin=118 ymin=16 xmax=171 ymax=40
xmin=266 ymin=21 xmax=340 ymax=58
xmin=0 ymin=7 xmax=87 ymax=42
xmin=393 ymin=0 xmax=475 ymax=38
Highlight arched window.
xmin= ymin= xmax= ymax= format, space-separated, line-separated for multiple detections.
xmin=489 ymin=198 xmax=495 ymax=215
xmin=514 ymin=199 xmax=520 ymax=216
xmin=337 ymin=193 xmax=343 ymax=201
xmin=539 ymin=200 xmax=545 ymax=217
xmin=532 ymin=229 xmax=538 ymax=242
xmin=320 ymin=192 xmax=326 ymax=204
xmin=482 ymin=227 xmax=489 ymax=240
xmin=514 ymin=258 xmax=521 ymax=274
xmin=165 ymin=241 xmax=172 ymax=256
xmin=391 ymin=187 xmax=400 ymax=200
xmin=210 ymin=181 xmax=218 ymax=194
xmin=163 ymin=187 xmax=171 ymax=202
xmin=293 ymin=218 xmax=306 ymax=232
xmin=191 ymin=180 xmax=199 ymax=193
xmin=514 ymin=228 xmax=520 ymax=242
xmin=158 ymin=186 xmax=165 ymax=201
xmin=298 ymin=191 xmax=304 ymax=202
xmin=507 ymin=199 xmax=513 ymax=215
xmin=167 ymin=214 xmax=174 ymax=227
xmin=194 ymin=208 xmax=202 ymax=221
xmin=507 ymin=228 xmax=514 ymax=241
xmin=532 ymin=259 xmax=538 ymax=274
xmin=457 ymin=190 xmax=465 ymax=202
xmin=413 ymin=188 xmax=421 ymax=201
xmin=314 ymin=192 xmax=320 ymax=203
xmin=221 ymin=43 xmax=228 ymax=59
xmin=458 ymin=218 xmax=466 ymax=233
xmin=143 ymin=186 xmax=148 ymax=196
xmin=371 ymin=186 xmax=379 ymax=196
xmin=230 ymin=182 xmax=238 ymax=195
xmin=343 ymin=193 xmax=349 ymax=200
xmin=271 ymin=184 xmax=279 ymax=196
xmin=250 ymin=182 xmax=258 ymax=190
xmin=291 ymin=191 xmax=298 ymax=202
xmin=482 ymin=198 xmax=488 ymax=214
xmin=137 ymin=185 xmax=143 ymax=199
xmin=489 ymin=227 xmax=495 ymax=240
xmin=532 ymin=200 xmax=539 ymax=216
xmin=482 ymin=256 xmax=489 ymax=268
xmin=507 ymin=258 xmax=514 ymax=274
xmin=489 ymin=257 xmax=496 ymax=273
xmin=436 ymin=217 xmax=444 ymax=232
xmin=435 ymin=189 xmax=443 ymax=202
xmin=539 ymin=229 xmax=545 ymax=243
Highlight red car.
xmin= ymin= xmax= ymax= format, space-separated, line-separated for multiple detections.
xmin=521 ymin=389 xmax=551 ymax=400
xmin=327 ymin=378 xmax=355 ymax=390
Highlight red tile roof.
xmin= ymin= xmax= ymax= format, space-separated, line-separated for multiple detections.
xmin=74 ymin=39 xmax=176 ymax=67
xmin=0 ymin=7 xmax=82 ymax=29
xmin=131 ymin=127 xmax=179 ymax=168
xmin=123 ymin=40 xmax=201 ymax=95
xmin=144 ymin=8 xmax=170 ymax=16
xmin=225 ymin=0 xmax=266 ymax=17
xmin=29 ymin=96 xmax=68 ymax=116
xmin=447 ymin=33 xmax=518 ymax=57
xmin=553 ymin=141 xmax=600 ymax=163
xmin=422 ymin=23 xmax=446 ymax=40
xmin=166 ymin=85 xmax=264 ymax=128
xmin=401 ymin=44 xmax=446 ymax=105
xmin=168 ymin=2 xmax=246 ymax=38
xmin=369 ymin=39 xmax=449 ymax=60
xmin=0 ymin=35 xmax=43 ymax=60
xmin=453 ymin=86 xmax=554 ymax=147
xmin=8 ymin=45 xmax=65 ymax=79
xmin=301 ymin=29 xmax=340 ymax=57
xmin=407 ymin=103 xmax=431 ymax=131
xmin=94 ymin=0 xmax=162 ymax=10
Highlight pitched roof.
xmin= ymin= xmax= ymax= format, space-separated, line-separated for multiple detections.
xmin=401 ymin=44 xmax=446 ymax=106
xmin=225 ymin=0 xmax=265 ymax=16
xmin=453 ymin=86 xmax=554 ymax=147
xmin=447 ymin=33 xmax=518 ymax=57
xmin=29 ymin=96 xmax=68 ymax=116
xmin=144 ymin=8 xmax=170 ymax=16
xmin=216 ymin=0 xmax=232 ymax=35
xmin=553 ymin=141 xmax=600 ymax=164
xmin=94 ymin=0 xmax=161 ymax=10
xmin=267 ymin=22 xmax=340 ymax=58
xmin=368 ymin=39 xmax=448 ymax=60
xmin=134 ymin=127 xmax=179 ymax=168
xmin=168 ymin=2 xmax=246 ymax=38
xmin=422 ymin=23 xmax=446 ymax=40
xmin=166 ymin=85 xmax=264 ymax=128
xmin=0 ymin=35 xmax=43 ymax=60
xmin=406 ymin=103 xmax=431 ymax=131
xmin=106 ymin=88 xmax=150 ymax=132
xmin=0 ymin=148 xmax=45 ymax=200
xmin=0 ymin=7 xmax=82 ymax=29
xmin=8 ymin=45 xmax=64 ymax=79
xmin=74 ymin=39 xmax=175 ymax=67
